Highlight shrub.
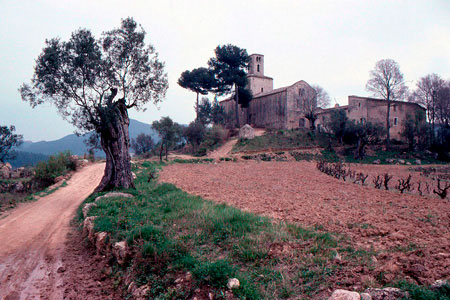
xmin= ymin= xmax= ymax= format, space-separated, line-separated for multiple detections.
xmin=33 ymin=151 xmax=76 ymax=187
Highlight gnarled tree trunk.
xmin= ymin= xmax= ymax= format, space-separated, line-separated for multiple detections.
xmin=94 ymin=99 xmax=134 ymax=193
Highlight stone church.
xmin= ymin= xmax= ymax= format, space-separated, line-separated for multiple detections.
xmin=219 ymin=54 xmax=317 ymax=129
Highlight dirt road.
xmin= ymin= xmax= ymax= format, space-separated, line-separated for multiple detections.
xmin=0 ymin=163 xmax=105 ymax=300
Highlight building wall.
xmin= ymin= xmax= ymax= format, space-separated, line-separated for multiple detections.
xmin=285 ymin=81 xmax=316 ymax=129
xmin=248 ymin=75 xmax=273 ymax=95
xmin=317 ymin=96 xmax=426 ymax=141
xmin=248 ymin=91 xmax=287 ymax=129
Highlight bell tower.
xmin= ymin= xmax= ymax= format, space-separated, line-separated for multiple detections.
xmin=247 ymin=54 xmax=273 ymax=95
xmin=249 ymin=54 xmax=264 ymax=76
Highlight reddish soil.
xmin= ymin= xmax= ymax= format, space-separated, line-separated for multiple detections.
xmin=0 ymin=163 xmax=121 ymax=300
xmin=159 ymin=161 xmax=450 ymax=285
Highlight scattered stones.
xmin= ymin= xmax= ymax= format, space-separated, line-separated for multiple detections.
xmin=239 ymin=124 xmax=255 ymax=140
xmin=95 ymin=192 xmax=134 ymax=202
xmin=82 ymin=216 xmax=97 ymax=242
xmin=431 ymin=279 xmax=449 ymax=291
xmin=227 ymin=278 xmax=240 ymax=289
xmin=415 ymin=159 xmax=421 ymax=165
xmin=360 ymin=293 xmax=372 ymax=300
xmin=57 ymin=266 xmax=66 ymax=273
xmin=334 ymin=251 xmax=342 ymax=262
xmin=328 ymin=289 xmax=360 ymax=300
xmin=373 ymin=159 xmax=381 ymax=164
xmin=398 ymin=159 xmax=406 ymax=164
xmin=13 ymin=182 xmax=24 ymax=193
xmin=132 ymin=284 xmax=150 ymax=300
xmin=365 ymin=287 xmax=409 ymax=300
xmin=95 ymin=232 xmax=108 ymax=254
xmin=0 ymin=162 xmax=12 ymax=179
xmin=83 ymin=202 xmax=97 ymax=218
xmin=113 ymin=241 xmax=128 ymax=265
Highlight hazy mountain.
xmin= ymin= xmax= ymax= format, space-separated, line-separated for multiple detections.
xmin=18 ymin=119 xmax=160 ymax=157
xmin=7 ymin=151 xmax=49 ymax=168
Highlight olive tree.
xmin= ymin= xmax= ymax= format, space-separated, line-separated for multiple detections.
xmin=0 ymin=125 xmax=23 ymax=163
xmin=20 ymin=18 xmax=168 ymax=192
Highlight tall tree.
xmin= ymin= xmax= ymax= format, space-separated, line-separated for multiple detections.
xmin=197 ymin=97 xmax=213 ymax=126
xmin=409 ymin=74 xmax=447 ymax=142
xmin=435 ymin=80 xmax=450 ymax=128
xmin=303 ymin=88 xmax=319 ymax=130
xmin=20 ymin=18 xmax=168 ymax=192
xmin=0 ymin=125 xmax=23 ymax=163
xmin=312 ymin=84 xmax=331 ymax=109
xmin=208 ymin=44 xmax=252 ymax=128
xmin=366 ymin=59 xmax=407 ymax=149
xmin=152 ymin=117 xmax=182 ymax=161
xmin=178 ymin=68 xmax=215 ymax=120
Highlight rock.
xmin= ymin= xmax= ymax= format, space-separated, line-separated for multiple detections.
xmin=132 ymin=172 xmax=137 ymax=179
xmin=0 ymin=163 xmax=12 ymax=179
xmin=113 ymin=241 xmax=128 ymax=265
xmin=390 ymin=231 xmax=405 ymax=240
xmin=13 ymin=182 xmax=25 ymax=193
xmin=406 ymin=161 xmax=411 ymax=165
xmin=131 ymin=284 xmax=150 ymax=299
xmin=83 ymin=216 xmax=97 ymax=242
xmin=95 ymin=232 xmax=108 ymax=254
xmin=385 ymin=158 xmax=396 ymax=164
xmin=227 ymin=278 xmax=240 ymax=289
xmin=54 ymin=175 xmax=65 ymax=183
xmin=334 ymin=252 xmax=342 ymax=262
xmin=431 ymin=279 xmax=449 ymax=291
xmin=360 ymin=293 xmax=372 ymax=300
xmin=365 ymin=287 xmax=409 ymax=300
xmin=95 ymin=192 xmax=134 ymax=202
xmin=239 ymin=124 xmax=255 ymax=140
xmin=373 ymin=159 xmax=381 ymax=164
xmin=83 ymin=202 xmax=97 ymax=218
xmin=57 ymin=266 xmax=66 ymax=273
xmin=398 ymin=159 xmax=406 ymax=164
xmin=415 ymin=159 xmax=421 ymax=165
xmin=328 ymin=289 xmax=360 ymax=300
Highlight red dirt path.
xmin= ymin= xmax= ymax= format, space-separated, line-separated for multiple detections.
xmin=159 ymin=161 xmax=450 ymax=285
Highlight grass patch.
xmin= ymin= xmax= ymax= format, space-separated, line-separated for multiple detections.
xmin=232 ymin=129 xmax=331 ymax=153
xmin=394 ymin=280 xmax=450 ymax=300
xmin=172 ymin=158 xmax=214 ymax=164
xmin=79 ymin=161 xmax=378 ymax=299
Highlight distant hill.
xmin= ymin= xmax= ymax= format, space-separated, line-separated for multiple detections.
xmin=7 ymin=151 xmax=50 ymax=168
xmin=14 ymin=119 xmax=159 ymax=161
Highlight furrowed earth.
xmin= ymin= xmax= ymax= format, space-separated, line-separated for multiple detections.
xmin=159 ymin=161 xmax=450 ymax=286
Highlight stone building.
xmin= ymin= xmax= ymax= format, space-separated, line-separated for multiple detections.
xmin=220 ymin=54 xmax=316 ymax=129
xmin=316 ymin=96 xmax=426 ymax=141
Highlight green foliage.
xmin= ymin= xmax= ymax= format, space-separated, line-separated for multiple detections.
xmin=326 ymin=110 xmax=349 ymax=143
xmin=152 ymin=116 xmax=183 ymax=160
xmin=195 ymin=125 xmax=228 ymax=156
xmin=394 ymin=281 xmax=450 ymax=300
xmin=0 ymin=125 xmax=23 ymax=163
xmin=401 ymin=110 xmax=427 ymax=151
xmin=183 ymin=121 xmax=206 ymax=152
xmin=33 ymin=151 xmax=76 ymax=187
xmin=131 ymin=133 xmax=154 ymax=155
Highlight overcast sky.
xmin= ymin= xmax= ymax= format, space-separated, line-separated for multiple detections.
xmin=1 ymin=0 xmax=449 ymax=141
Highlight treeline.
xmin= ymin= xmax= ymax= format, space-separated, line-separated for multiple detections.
xmin=132 ymin=98 xmax=231 ymax=160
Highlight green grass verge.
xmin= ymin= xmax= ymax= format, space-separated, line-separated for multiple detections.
xmin=79 ymin=161 xmax=382 ymax=299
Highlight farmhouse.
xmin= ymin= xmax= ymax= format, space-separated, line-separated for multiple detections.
xmin=219 ymin=54 xmax=317 ymax=129
xmin=315 ymin=96 xmax=426 ymax=141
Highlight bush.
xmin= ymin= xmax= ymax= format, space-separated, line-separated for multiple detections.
xmin=33 ymin=151 xmax=77 ymax=187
